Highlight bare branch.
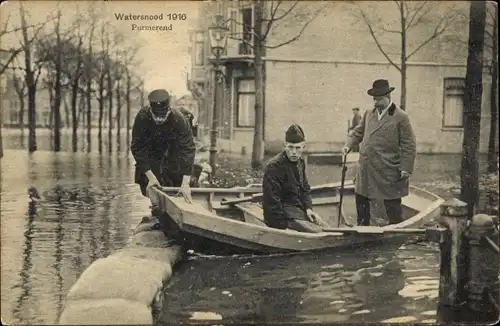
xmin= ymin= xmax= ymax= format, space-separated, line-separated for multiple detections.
xmin=264 ymin=5 xmax=323 ymax=49
xmin=406 ymin=13 xmax=452 ymax=60
xmin=381 ymin=26 xmax=401 ymax=34
xmin=0 ymin=15 xmax=54 ymax=37
xmin=262 ymin=0 xmax=282 ymax=40
xmin=405 ymin=1 xmax=431 ymax=30
xmin=265 ymin=1 xmax=299 ymax=22
xmin=355 ymin=4 xmax=401 ymax=71
xmin=0 ymin=48 xmax=22 ymax=75
xmin=403 ymin=0 xmax=410 ymax=20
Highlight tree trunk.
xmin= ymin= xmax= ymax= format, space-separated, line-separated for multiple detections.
xmin=86 ymin=80 xmax=92 ymax=153
xmin=98 ymin=77 xmax=105 ymax=153
xmin=86 ymin=29 xmax=95 ymax=153
xmin=487 ymin=8 xmax=498 ymax=172
xmin=399 ymin=0 xmax=407 ymax=111
xmin=107 ymin=64 xmax=113 ymax=153
xmin=251 ymin=0 xmax=265 ymax=169
xmin=71 ymin=83 xmax=79 ymax=152
xmin=460 ymin=0 xmax=486 ymax=217
xmin=116 ymin=79 xmax=121 ymax=152
xmin=20 ymin=5 xmax=37 ymax=152
xmin=54 ymin=31 xmax=62 ymax=152
xmin=63 ymin=92 xmax=70 ymax=128
xmin=126 ymin=73 xmax=131 ymax=151
xmin=48 ymin=84 xmax=54 ymax=128
xmin=19 ymin=96 xmax=25 ymax=132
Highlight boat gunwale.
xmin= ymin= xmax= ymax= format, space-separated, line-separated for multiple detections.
xmin=150 ymin=183 xmax=443 ymax=239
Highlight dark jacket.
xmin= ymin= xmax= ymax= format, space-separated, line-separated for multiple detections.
xmin=262 ymin=152 xmax=313 ymax=224
xmin=131 ymin=106 xmax=196 ymax=184
xmin=350 ymin=113 xmax=362 ymax=130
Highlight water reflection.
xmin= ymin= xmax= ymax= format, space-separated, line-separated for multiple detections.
xmin=159 ymin=244 xmax=440 ymax=324
xmin=1 ymin=132 xmax=461 ymax=325
xmin=1 ymin=149 xmax=151 ymax=325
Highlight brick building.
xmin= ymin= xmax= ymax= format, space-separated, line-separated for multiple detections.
xmin=187 ymin=1 xmax=497 ymax=154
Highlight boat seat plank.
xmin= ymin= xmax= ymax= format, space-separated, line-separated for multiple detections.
xmin=312 ymin=197 xmax=340 ymax=206
xmin=403 ymin=193 xmax=432 ymax=211
xmin=234 ymin=203 xmax=267 ymax=226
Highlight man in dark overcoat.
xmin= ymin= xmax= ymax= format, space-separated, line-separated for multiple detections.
xmin=263 ymin=124 xmax=327 ymax=233
xmin=342 ymin=79 xmax=416 ymax=225
xmin=131 ymin=89 xmax=196 ymax=202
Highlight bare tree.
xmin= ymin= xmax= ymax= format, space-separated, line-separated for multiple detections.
xmin=485 ymin=4 xmax=498 ymax=172
xmin=445 ymin=3 xmax=498 ymax=172
xmin=67 ymin=20 xmax=87 ymax=153
xmin=460 ymin=0 xmax=486 ymax=217
xmin=0 ymin=13 xmax=52 ymax=75
xmin=85 ymin=9 xmax=99 ymax=153
xmin=12 ymin=70 xmax=27 ymax=131
xmin=114 ymin=58 xmax=126 ymax=152
xmin=96 ymin=24 xmax=110 ymax=153
xmin=115 ymin=45 xmax=139 ymax=152
xmin=18 ymin=3 xmax=53 ymax=152
xmin=226 ymin=0 xmax=326 ymax=168
xmin=352 ymin=0 xmax=461 ymax=111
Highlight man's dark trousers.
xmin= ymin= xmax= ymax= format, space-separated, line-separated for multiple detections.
xmin=355 ymin=193 xmax=402 ymax=225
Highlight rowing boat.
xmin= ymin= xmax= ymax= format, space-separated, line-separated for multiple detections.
xmin=149 ymin=182 xmax=444 ymax=255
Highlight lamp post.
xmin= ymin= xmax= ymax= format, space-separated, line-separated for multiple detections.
xmin=207 ymin=14 xmax=228 ymax=176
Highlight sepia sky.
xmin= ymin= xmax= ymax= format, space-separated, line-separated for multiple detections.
xmin=1 ymin=0 xmax=200 ymax=96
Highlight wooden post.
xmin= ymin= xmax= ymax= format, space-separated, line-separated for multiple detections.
xmin=437 ymin=198 xmax=469 ymax=307
xmin=467 ymin=213 xmax=499 ymax=322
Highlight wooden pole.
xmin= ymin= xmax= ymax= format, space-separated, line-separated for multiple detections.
xmin=437 ymin=198 xmax=469 ymax=307
xmin=467 ymin=213 xmax=499 ymax=322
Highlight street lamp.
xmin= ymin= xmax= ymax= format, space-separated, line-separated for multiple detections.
xmin=207 ymin=14 xmax=228 ymax=177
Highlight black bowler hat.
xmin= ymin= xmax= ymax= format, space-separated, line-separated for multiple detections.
xmin=285 ymin=124 xmax=305 ymax=143
xmin=367 ymin=79 xmax=395 ymax=97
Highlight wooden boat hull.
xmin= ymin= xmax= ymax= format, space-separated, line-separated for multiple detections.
xmin=149 ymin=182 xmax=444 ymax=255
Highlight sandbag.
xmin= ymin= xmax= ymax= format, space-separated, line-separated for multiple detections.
xmin=133 ymin=216 xmax=161 ymax=234
xmin=66 ymin=255 xmax=172 ymax=305
xmin=59 ymin=298 xmax=152 ymax=325
xmin=112 ymin=246 xmax=183 ymax=266
xmin=129 ymin=230 xmax=176 ymax=248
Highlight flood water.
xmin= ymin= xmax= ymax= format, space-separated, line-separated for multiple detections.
xmin=0 ymin=129 xmax=481 ymax=325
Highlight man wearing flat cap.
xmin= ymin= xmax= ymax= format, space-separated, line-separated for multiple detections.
xmin=342 ymin=79 xmax=416 ymax=226
xmin=348 ymin=107 xmax=362 ymax=152
xmin=131 ymin=89 xmax=196 ymax=202
xmin=262 ymin=124 xmax=327 ymax=233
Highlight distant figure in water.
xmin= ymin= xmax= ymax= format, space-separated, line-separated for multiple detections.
xmin=28 ymin=186 xmax=41 ymax=215
xmin=28 ymin=186 xmax=41 ymax=203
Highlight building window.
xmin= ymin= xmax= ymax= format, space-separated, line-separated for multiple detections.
xmin=443 ymin=77 xmax=465 ymax=128
xmin=194 ymin=31 xmax=204 ymax=66
xmin=239 ymin=6 xmax=254 ymax=55
xmin=229 ymin=8 xmax=237 ymax=36
xmin=236 ymin=79 xmax=255 ymax=127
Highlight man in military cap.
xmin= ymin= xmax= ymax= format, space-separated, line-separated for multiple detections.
xmin=262 ymin=124 xmax=327 ymax=233
xmin=131 ymin=89 xmax=196 ymax=202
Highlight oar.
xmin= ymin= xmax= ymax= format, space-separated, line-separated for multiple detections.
xmin=220 ymin=193 xmax=263 ymax=206
xmin=337 ymin=153 xmax=349 ymax=227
